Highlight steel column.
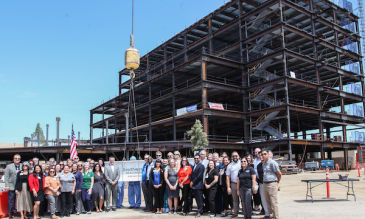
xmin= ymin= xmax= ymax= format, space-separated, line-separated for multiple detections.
xmin=106 ymin=120 xmax=109 ymax=144
xmin=149 ymin=83 xmax=152 ymax=142
xmin=125 ymin=113 xmax=129 ymax=143
xmin=201 ymin=59 xmax=209 ymax=135
xmin=172 ymin=71 xmax=176 ymax=141
xmin=344 ymin=148 xmax=348 ymax=171
xmin=102 ymin=105 xmax=105 ymax=144
xmin=208 ymin=19 xmax=213 ymax=54
xmin=90 ymin=111 xmax=93 ymax=144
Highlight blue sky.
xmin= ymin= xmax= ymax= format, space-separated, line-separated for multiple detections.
xmin=0 ymin=0 xmax=227 ymax=143
xmin=0 ymin=0 xmax=362 ymax=144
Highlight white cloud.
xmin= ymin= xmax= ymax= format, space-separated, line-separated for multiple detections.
xmin=18 ymin=91 xmax=36 ymax=98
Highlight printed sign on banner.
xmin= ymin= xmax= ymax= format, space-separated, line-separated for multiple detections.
xmin=208 ymin=102 xmax=224 ymax=110
xmin=186 ymin=104 xmax=197 ymax=113
xmin=176 ymin=107 xmax=187 ymax=116
xmin=176 ymin=104 xmax=197 ymax=116
xmin=105 ymin=160 xmax=145 ymax=182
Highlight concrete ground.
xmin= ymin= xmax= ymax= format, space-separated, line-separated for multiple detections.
xmin=23 ymin=170 xmax=365 ymax=219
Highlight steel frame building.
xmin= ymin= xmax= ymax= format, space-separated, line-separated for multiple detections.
xmin=90 ymin=0 xmax=364 ymax=169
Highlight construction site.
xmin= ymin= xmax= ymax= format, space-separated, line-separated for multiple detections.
xmin=0 ymin=0 xmax=364 ymax=170
xmin=85 ymin=0 xmax=364 ymax=169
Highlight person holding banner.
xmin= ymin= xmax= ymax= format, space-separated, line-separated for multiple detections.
xmin=144 ymin=156 xmax=154 ymax=212
xmin=141 ymin=154 xmax=150 ymax=211
xmin=150 ymin=159 xmax=165 ymax=214
xmin=128 ymin=156 xmax=141 ymax=209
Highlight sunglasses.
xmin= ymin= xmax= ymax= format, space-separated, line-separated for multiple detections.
xmin=194 ymin=158 xmax=199 ymax=160
xmin=50 ymin=171 xmax=55 ymax=173
xmin=77 ymin=165 xmax=82 ymax=166
xmin=262 ymin=153 xmax=268 ymax=155
xmin=156 ymin=155 xmax=162 ymax=156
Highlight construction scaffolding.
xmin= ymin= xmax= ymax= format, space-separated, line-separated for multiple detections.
xmin=89 ymin=0 xmax=364 ymax=169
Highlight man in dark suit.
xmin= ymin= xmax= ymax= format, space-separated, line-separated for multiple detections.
xmin=190 ymin=154 xmax=204 ymax=217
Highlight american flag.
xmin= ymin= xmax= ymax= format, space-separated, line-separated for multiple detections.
xmin=70 ymin=124 xmax=78 ymax=159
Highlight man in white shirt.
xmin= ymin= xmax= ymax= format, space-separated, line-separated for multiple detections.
xmin=226 ymin=151 xmax=241 ymax=218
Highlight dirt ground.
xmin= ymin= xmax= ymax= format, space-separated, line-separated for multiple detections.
xmin=46 ymin=170 xmax=365 ymax=219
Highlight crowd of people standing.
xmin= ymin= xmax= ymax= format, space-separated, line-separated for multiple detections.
xmin=4 ymin=148 xmax=281 ymax=219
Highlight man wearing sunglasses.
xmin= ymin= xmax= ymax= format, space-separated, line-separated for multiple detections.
xmin=167 ymin=152 xmax=173 ymax=160
xmin=72 ymin=156 xmax=80 ymax=164
xmin=5 ymin=154 xmax=22 ymax=218
xmin=262 ymin=149 xmax=281 ymax=219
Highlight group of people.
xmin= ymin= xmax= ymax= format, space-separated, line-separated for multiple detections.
xmin=4 ymin=148 xmax=281 ymax=219
xmin=4 ymin=155 xmax=131 ymax=219
xmin=140 ymin=149 xmax=281 ymax=219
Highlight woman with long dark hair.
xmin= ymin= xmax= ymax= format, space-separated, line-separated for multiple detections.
xmin=150 ymin=159 xmax=165 ymax=214
xmin=15 ymin=162 xmax=32 ymax=219
xmin=28 ymin=164 xmax=45 ymax=219
xmin=92 ymin=163 xmax=104 ymax=213
xmin=177 ymin=156 xmax=192 ymax=216
xmin=220 ymin=156 xmax=232 ymax=217
xmin=98 ymin=158 xmax=105 ymax=173
xmin=205 ymin=160 xmax=219 ymax=217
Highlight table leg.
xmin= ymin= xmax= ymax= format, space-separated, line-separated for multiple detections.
xmin=346 ymin=181 xmax=356 ymax=201
xmin=306 ymin=182 xmax=309 ymax=201
xmin=310 ymin=182 xmax=313 ymax=203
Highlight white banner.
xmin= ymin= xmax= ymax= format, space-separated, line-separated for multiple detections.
xmin=105 ymin=160 xmax=145 ymax=182
xmin=208 ymin=102 xmax=224 ymax=110
xmin=176 ymin=104 xmax=197 ymax=116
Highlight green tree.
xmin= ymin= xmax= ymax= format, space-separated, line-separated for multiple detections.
xmin=33 ymin=123 xmax=46 ymax=146
xmin=186 ymin=119 xmax=209 ymax=151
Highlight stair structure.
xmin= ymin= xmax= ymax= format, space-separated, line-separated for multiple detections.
xmin=247 ymin=9 xmax=285 ymax=150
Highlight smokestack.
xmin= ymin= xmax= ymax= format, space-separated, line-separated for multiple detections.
xmin=56 ymin=117 xmax=61 ymax=146
xmin=46 ymin=124 xmax=49 ymax=146
xmin=31 ymin=134 xmax=34 ymax=147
